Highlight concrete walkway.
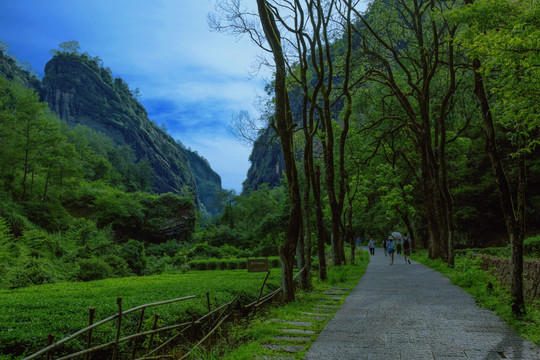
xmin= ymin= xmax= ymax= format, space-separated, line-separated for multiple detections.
xmin=303 ymin=248 xmax=540 ymax=360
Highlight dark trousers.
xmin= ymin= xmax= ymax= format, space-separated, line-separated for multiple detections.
xmin=369 ymin=247 xmax=375 ymax=255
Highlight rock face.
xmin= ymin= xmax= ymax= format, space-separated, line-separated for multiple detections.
xmin=242 ymin=127 xmax=285 ymax=193
xmin=181 ymin=147 xmax=222 ymax=214
xmin=41 ymin=53 xmax=222 ymax=211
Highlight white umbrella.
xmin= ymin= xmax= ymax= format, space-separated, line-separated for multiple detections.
xmin=391 ymin=231 xmax=402 ymax=240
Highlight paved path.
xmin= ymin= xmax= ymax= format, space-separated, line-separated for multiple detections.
xmin=303 ymin=248 xmax=540 ymax=360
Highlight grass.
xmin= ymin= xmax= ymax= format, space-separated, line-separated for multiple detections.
xmin=0 ymin=270 xmax=281 ymax=359
xmin=412 ymin=250 xmax=540 ymax=345
xmin=216 ymin=250 xmax=370 ymax=359
xmin=0 ymin=250 xmax=370 ymax=360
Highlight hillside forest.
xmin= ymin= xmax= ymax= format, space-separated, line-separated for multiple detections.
xmin=0 ymin=0 xmax=539 ymax=318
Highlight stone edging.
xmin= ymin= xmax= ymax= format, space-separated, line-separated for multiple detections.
xmin=478 ymin=255 xmax=540 ymax=301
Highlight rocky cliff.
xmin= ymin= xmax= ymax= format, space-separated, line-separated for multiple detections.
xmin=40 ymin=53 xmax=222 ymax=211
xmin=181 ymin=147 xmax=222 ymax=213
xmin=242 ymin=126 xmax=285 ymax=193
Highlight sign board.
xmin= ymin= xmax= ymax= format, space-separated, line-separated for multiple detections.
xmin=247 ymin=258 xmax=269 ymax=272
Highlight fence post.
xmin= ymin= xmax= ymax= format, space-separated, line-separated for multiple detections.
xmin=85 ymin=307 xmax=95 ymax=360
xmin=206 ymin=291 xmax=212 ymax=347
xmin=131 ymin=307 xmax=146 ymax=359
xmin=190 ymin=314 xmax=196 ymax=342
xmin=145 ymin=314 xmax=160 ymax=355
xmin=112 ymin=297 xmax=123 ymax=360
xmin=44 ymin=334 xmax=55 ymax=360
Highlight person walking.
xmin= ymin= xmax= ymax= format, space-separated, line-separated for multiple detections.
xmin=402 ymin=233 xmax=411 ymax=264
xmin=396 ymin=237 xmax=402 ymax=255
xmin=382 ymin=237 xmax=387 ymax=256
xmin=368 ymin=238 xmax=375 ymax=255
xmin=386 ymin=236 xmax=395 ymax=265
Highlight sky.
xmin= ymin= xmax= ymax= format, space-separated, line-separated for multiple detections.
xmin=0 ymin=0 xmax=270 ymax=193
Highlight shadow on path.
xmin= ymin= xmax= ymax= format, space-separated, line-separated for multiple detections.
xmin=303 ymin=248 xmax=539 ymax=360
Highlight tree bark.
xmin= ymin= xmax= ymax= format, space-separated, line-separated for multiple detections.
xmin=470 ymin=56 xmax=525 ymax=315
xmin=256 ymin=0 xmax=303 ymax=302
xmin=313 ymin=164 xmax=327 ymax=280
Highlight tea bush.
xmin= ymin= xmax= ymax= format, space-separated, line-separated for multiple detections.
xmin=188 ymin=257 xmax=280 ymax=271
xmin=0 ymin=270 xmax=281 ymax=359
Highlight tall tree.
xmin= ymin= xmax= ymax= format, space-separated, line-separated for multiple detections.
xmin=350 ymin=0 xmax=464 ymax=262
xmin=255 ymin=0 xmax=303 ymax=301
xmin=453 ymin=0 xmax=540 ymax=315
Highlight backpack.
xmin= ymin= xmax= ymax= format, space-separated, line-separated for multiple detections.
xmin=403 ymin=237 xmax=410 ymax=250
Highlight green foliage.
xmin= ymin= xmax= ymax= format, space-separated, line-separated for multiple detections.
xmin=327 ymin=266 xmax=349 ymax=284
xmin=524 ymin=235 xmax=540 ymax=259
xmin=120 ymin=239 xmax=147 ymax=275
xmin=413 ymin=251 xmax=540 ymax=344
xmin=0 ymin=270 xmax=281 ymax=358
xmin=448 ymin=0 xmax=540 ymax=153
xmin=187 ymin=257 xmax=280 ymax=271
xmin=195 ymin=185 xmax=287 ymax=256
xmin=221 ymin=258 xmax=369 ymax=359
xmin=455 ymin=235 xmax=540 ymax=260
xmin=76 ymin=258 xmax=114 ymax=281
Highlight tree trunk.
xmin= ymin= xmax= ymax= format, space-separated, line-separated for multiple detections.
xmin=257 ymin=0 xmax=302 ymax=302
xmin=313 ymin=164 xmax=327 ymax=281
xmin=42 ymin=167 xmax=51 ymax=203
xmin=470 ymin=56 xmax=525 ymax=315
xmin=302 ymin=140 xmax=313 ymax=290
xmin=21 ymin=119 xmax=31 ymax=201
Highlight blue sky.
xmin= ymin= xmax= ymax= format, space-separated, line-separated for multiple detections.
xmin=0 ymin=0 xmax=269 ymax=192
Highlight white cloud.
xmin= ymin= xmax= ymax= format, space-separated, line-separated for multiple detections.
xmin=0 ymin=0 xmax=268 ymax=193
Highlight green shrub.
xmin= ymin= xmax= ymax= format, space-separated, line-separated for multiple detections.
xmin=455 ymin=235 xmax=540 ymax=260
xmin=76 ymin=258 xmax=113 ymax=281
xmin=172 ymin=252 xmax=188 ymax=267
xmin=103 ymin=254 xmax=131 ymax=277
xmin=238 ymin=259 xmax=247 ymax=269
xmin=146 ymin=239 xmax=185 ymax=257
xmin=219 ymin=260 xmax=228 ymax=270
xmin=25 ymin=201 xmax=73 ymax=232
xmin=189 ymin=242 xmax=221 ymax=259
xmin=524 ymin=235 xmax=540 ymax=258
xmin=120 ymin=239 xmax=147 ymax=275
xmin=206 ymin=259 xmax=218 ymax=270
xmin=145 ymin=255 xmax=180 ymax=275
xmin=188 ymin=259 xmax=207 ymax=271
xmin=269 ymin=257 xmax=280 ymax=268
xmin=227 ymin=259 xmax=238 ymax=270
xmin=20 ymin=228 xmax=61 ymax=258
xmin=7 ymin=258 xmax=55 ymax=289
xmin=327 ymin=266 xmax=348 ymax=284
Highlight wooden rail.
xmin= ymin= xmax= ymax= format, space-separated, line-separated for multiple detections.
xmin=23 ymin=295 xmax=197 ymax=360
xmin=21 ymin=267 xmax=287 ymax=360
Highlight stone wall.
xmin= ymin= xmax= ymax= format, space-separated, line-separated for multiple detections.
xmin=479 ymin=255 xmax=540 ymax=301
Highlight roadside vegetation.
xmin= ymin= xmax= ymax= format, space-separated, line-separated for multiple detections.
xmin=1 ymin=0 xmax=540 ymax=357
xmin=412 ymin=242 xmax=540 ymax=345
xmin=216 ymin=251 xmax=369 ymax=360
xmin=0 ymin=250 xmax=368 ymax=360
xmin=0 ymin=270 xmax=281 ymax=359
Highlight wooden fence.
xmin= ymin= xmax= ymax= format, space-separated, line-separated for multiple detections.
xmin=22 ymin=267 xmax=305 ymax=360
